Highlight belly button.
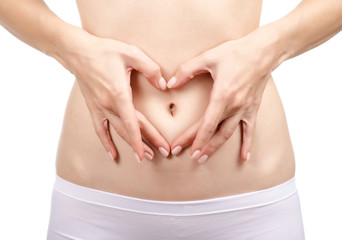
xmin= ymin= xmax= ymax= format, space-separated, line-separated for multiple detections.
xmin=169 ymin=102 xmax=175 ymax=116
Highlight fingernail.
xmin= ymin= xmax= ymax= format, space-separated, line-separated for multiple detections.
xmin=158 ymin=147 xmax=169 ymax=157
xmin=167 ymin=76 xmax=176 ymax=88
xmin=159 ymin=77 xmax=167 ymax=90
xmin=107 ymin=151 xmax=114 ymax=160
xmin=190 ymin=150 xmax=201 ymax=161
xmin=198 ymin=154 xmax=208 ymax=164
xmin=144 ymin=152 xmax=153 ymax=161
xmin=134 ymin=152 xmax=141 ymax=163
xmin=246 ymin=152 xmax=251 ymax=161
xmin=171 ymin=145 xmax=182 ymax=155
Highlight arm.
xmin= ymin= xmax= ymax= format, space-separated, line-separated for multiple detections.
xmin=168 ymin=0 xmax=342 ymax=162
xmin=0 ymin=0 xmax=170 ymax=162
xmin=0 ymin=0 xmax=79 ymax=69
xmin=257 ymin=0 xmax=342 ymax=71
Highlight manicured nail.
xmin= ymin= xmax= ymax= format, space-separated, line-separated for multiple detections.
xmin=107 ymin=151 xmax=114 ymax=161
xmin=190 ymin=150 xmax=201 ymax=161
xmin=159 ymin=77 xmax=167 ymax=90
xmin=198 ymin=154 xmax=208 ymax=164
xmin=167 ymin=76 xmax=176 ymax=88
xmin=159 ymin=147 xmax=169 ymax=157
xmin=246 ymin=152 xmax=251 ymax=161
xmin=171 ymin=145 xmax=182 ymax=155
xmin=134 ymin=152 xmax=141 ymax=163
xmin=144 ymin=152 xmax=153 ymax=161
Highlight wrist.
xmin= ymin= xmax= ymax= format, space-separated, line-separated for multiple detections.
xmin=45 ymin=23 xmax=97 ymax=73
xmin=241 ymin=24 xmax=288 ymax=73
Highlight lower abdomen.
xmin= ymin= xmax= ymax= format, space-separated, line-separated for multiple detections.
xmin=56 ymin=71 xmax=295 ymax=201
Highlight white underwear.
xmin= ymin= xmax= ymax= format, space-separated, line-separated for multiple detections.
xmin=46 ymin=174 xmax=305 ymax=240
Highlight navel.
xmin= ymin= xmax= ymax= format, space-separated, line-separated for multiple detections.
xmin=169 ymin=102 xmax=175 ymax=116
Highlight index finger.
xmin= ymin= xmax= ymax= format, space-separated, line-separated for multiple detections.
xmin=190 ymin=92 xmax=227 ymax=156
xmin=116 ymin=91 xmax=145 ymax=161
xmin=170 ymin=116 xmax=203 ymax=155
xmin=126 ymin=46 xmax=166 ymax=90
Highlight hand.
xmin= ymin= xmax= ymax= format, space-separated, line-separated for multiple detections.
xmin=167 ymin=31 xmax=277 ymax=163
xmin=60 ymin=31 xmax=170 ymax=162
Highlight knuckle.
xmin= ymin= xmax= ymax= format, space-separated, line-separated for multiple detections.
xmin=93 ymin=123 xmax=104 ymax=137
xmin=97 ymin=94 xmax=112 ymax=110
xmin=252 ymin=98 xmax=262 ymax=108
xmin=222 ymin=91 xmax=231 ymax=102
xmin=150 ymin=64 xmax=161 ymax=75
xmin=121 ymin=118 xmax=137 ymax=130
xmin=226 ymin=87 xmax=236 ymax=96
xmin=112 ymin=123 xmax=126 ymax=140
xmin=204 ymin=142 xmax=216 ymax=156
xmin=112 ymin=88 xmax=129 ymax=102
xmin=176 ymin=130 xmax=196 ymax=146
xmin=236 ymin=94 xmax=246 ymax=107
xmin=203 ymin=120 xmax=217 ymax=135
xmin=231 ymin=93 xmax=246 ymax=111
xmin=212 ymin=89 xmax=227 ymax=103
xmin=221 ymin=91 xmax=230 ymax=102
xmin=177 ymin=64 xmax=188 ymax=76
xmin=129 ymin=45 xmax=141 ymax=57
xmin=135 ymin=110 xmax=143 ymax=120
xmin=221 ymin=126 xmax=235 ymax=140
xmin=136 ymin=114 xmax=144 ymax=128
xmin=182 ymin=137 xmax=194 ymax=146
xmin=201 ymin=51 xmax=214 ymax=63
xmin=97 ymin=88 xmax=129 ymax=110
xmin=244 ymin=97 xmax=254 ymax=108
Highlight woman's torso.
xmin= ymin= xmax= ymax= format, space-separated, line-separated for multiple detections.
xmin=56 ymin=0 xmax=296 ymax=201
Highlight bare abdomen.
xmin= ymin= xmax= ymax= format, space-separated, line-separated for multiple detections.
xmin=55 ymin=0 xmax=295 ymax=201
xmin=56 ymin=68 xmax=295 ymax=201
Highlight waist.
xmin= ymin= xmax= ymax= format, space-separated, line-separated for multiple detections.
xmin=56 ymin=73 xmax=295 ymax=201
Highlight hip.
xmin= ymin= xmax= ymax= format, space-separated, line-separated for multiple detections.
xmin=47 ymin=174 xmax=305 ymax=239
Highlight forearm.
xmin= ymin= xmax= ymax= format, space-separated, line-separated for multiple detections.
xmin=245 ymin=0 xmax=342 ymax=71
xmin=0 ymin=0 xmax=90 ymax=69
xmin=276 ymin=0 xmax=342 ymax=62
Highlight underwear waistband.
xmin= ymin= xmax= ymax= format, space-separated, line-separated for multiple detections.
xmin=53 ymin=174 xmax=297 ymax=216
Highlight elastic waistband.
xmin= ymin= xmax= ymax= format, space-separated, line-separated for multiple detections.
xmin=53 ymin=175 xmax=297 ymax=216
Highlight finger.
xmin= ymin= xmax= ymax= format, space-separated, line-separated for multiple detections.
xmin=196 ymin=114 xmax=241 ymax=163
xmin=167 ymin=51 xmax=213 ymax=89
xmin=190 ymin=94 xmax=226 ymax=158
xmin=92 ymin=113 xmax=118 ymax=161
xmin=169 ymin=117 xmax=203 ymax=156
xmin=115 ymin=92 xmax=145 ymax=162
xmin=127 ymin=45 xmax=166 ymax=91
xmin=103 ymin=119 xmax=118 ymax=160
xmin=240 ymin=114 xmax=257 ymax=162
xmin=107 ymin=113 xmax=155 ymax=161
xmin=136 ymin=110 xmax=170 ymax=157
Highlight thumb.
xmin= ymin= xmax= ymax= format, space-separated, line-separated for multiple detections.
xmin=167 ymin=52 xmax=212 ymax=89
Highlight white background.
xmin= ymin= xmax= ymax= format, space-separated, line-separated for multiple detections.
xmin=0 ymin=0 xmax=341 ymax=239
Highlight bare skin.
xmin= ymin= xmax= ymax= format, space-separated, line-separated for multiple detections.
xmin=55 ymin=0 xmax=295 ymax=200
xmin=0 ymin=0 xmax=341 ymax=201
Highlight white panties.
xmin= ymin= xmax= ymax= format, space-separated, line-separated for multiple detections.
xmin=47 ymin=174 xmax=305 ymax=240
